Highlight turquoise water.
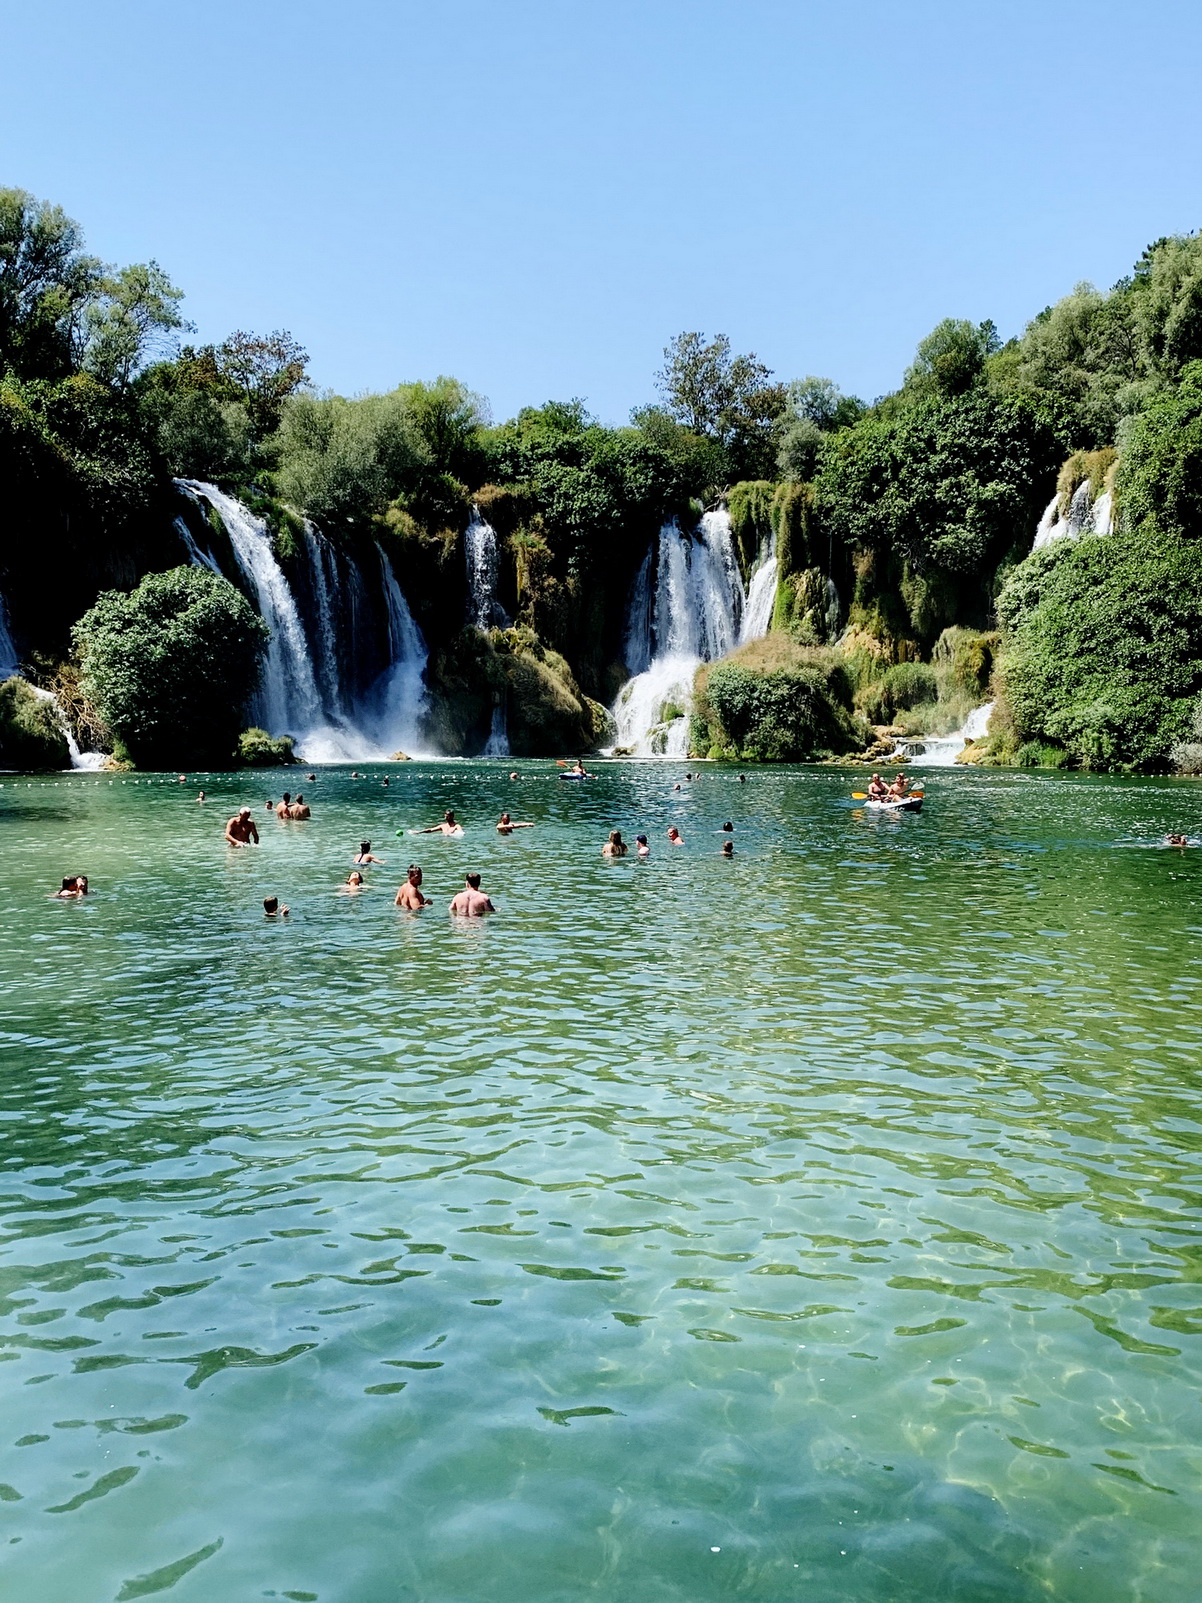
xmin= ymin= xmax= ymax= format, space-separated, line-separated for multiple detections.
xmin=1 ymin=761 xmax=1201 ymax=1602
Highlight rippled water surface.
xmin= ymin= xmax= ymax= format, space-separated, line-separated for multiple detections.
xmin=2 ymin=761 xmax=1201 ymax=1602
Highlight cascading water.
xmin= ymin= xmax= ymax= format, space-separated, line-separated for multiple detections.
xmin=1033 ymin=480 xmax=1112 ymax=550
xmin=906 ymin=701 xmax=994 ymax=766
xmin=740 ymin=539 xmax=778 ymax=644
xmin=0 ymin=595 xmax=19 ymax=679
xmin=364 ymin=545 xmax=430 ymax=755
xmin=172 ymin=515 xmax=222 ymax=575
xmin=465 ymin=509 xmax=508 ymax=630
xmin=611 ymin=510 xmax=753 ymax=757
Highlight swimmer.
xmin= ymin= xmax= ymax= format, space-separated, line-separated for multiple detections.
xmin=738 ymin=773 xmax=746 ymax=784
xmin=340 ymin=871 xmax=366 ymax=893
xmin=867 ymin=772 xmax=889 ymax=800
xmin=720 ymin=839 xmax=734 ymax=857
xmin=673 ymin=783 xmax=682 ymax=792
xmin=496 ymin=812 xmax=535 ymax=834
xmin=53 ymin=875 xmax=88 ymax=899
xmin=353 ymin=840 xmax=386 ymax=865
xmin=415 ymin=810 xmax=464 ymax=836
xmin=719 ymin=821 xmax=734 ymax=833
xmin=635 ymin=833 xmax=650 ymax=857
xmin=382 ymin=777 xmax=389 ymax=787
xmin=265 ymin=798 xmax=274 ymax=812
xmin=288 ymin=795 xmax=311 ymax=820
xmin=225 ymin=807 xmax=260 ymax=847
xmin=666 ymin=826 xmax=684 ymax=846
xmin=351 ymin=771 xmax=361 ymax=780
xmin=263 ymin=895 xmax=289 ymax=917
xmin=1166 ymin=833 xmax=1190 ymax=847
xmin=395 ymin=865 xmax=432 ymax=909
xmin=276 ymin=792 xmax=292 ymax=819
xmin=177 ymin=774 xmax=187 ymax=784
xmin=509 ymin=771 xmax=519 ymax=781
xmin=307 ymin=773 xmax=316 ymax=782
xmin=449 ymin=871 xmax=495 ymax=916
xmin=602 ymin=830 xmax=628 ymax=858
xmin=197 ymin=790 xmax=206 ymax=804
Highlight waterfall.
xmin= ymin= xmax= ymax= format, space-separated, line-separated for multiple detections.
xmin=906 ymin=701 xmax=994 ymax=766
xmin=611 ymin=510 xmax=747 ymax=756
xmin=740 ymin=540 xmax=778 ymax=644
xmin=364 ymin=545 xmax=430 ymax=755
xmin=0 ymin=595 xmax=19 ymax=679
xmin=1033 ymin=480 xmax=1112 ymax=550
xmin=26 ymin=685 xmax=106 ymax=770
xmin=465 ymin=509 xmax=508 ymax=629
xmin=483 ymin=703 xmax=510 ymax=757
xmin=303 ymin=523 xmax=346 ymax=716
xmin=173 ymin=515 xmax=222 ymax=575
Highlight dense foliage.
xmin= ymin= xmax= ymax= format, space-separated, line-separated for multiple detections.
xmin=75 ymin=567 xmax=268 ymax=768
xmin=0 ymin=677 xmax=69 ymax=770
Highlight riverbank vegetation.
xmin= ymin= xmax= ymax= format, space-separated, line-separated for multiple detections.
xmin=4 ymin=183 xmax=1202 ymax=769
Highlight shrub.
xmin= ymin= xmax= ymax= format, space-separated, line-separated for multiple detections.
xmin=238 ymin=727 xmax=296 ymax=766
xmin=693 ymin=637 xmax=861 ymax=761
xmin=0 ymin=677 xmax=69 ymax=770
xmin=74 ymin=566 xmax=268 ymax=768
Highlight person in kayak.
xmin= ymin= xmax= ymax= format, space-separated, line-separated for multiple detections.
xmin=867 ymin=773 xmax=889 ymax=800
xmin=887 ymin=772 xmax=911 ymax=798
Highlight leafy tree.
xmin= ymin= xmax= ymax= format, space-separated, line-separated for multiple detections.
xmin=904 ymin=318 xmax=1001 ymax=398
xmin=74 ymin=566 xmax=268 ymax=767
xmin=0 ymin=188 xmax=101 ymax=379
xmin=273 ymin=389 xmax=423 ymax=526
xmin=654 ymin=331 xmax=787 ymax=479
xmin=216 ymin=329 xmax=308 ymax=436
xmin=0 ymin=676 xmax=69 ymax=770
xmin=83 ymin=261 xmax=189 ymax=387
xmin=776 ymin=376 xmax=864 ymax=479
xmin=1115 ymin=361 xmax=1202 ymax=538
xmin=397 ymin=376 xmax=489 ymax=483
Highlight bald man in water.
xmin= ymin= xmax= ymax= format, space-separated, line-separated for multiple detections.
xmin=225 ymin=807 xmax=259 ymax=847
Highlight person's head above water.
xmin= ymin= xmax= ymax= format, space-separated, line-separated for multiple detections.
xmin=263 ymin=895 xmax=279 ymax=914
xmin=636 ymin=834 xmax=648 ymax=845
xmin=281 ymin=792 xmax=291 ymax=805
xmin=721 ymin=821 xmax=733 ymax=832
xmin=346 ymin=871 xmax=364 ymax=886
xmin=444 ymin=810 xmax=456 ymax=825
xmin=360 ymin=840 xmax=371 ymax=854
xmin=608 ymin=830 xmax=624 ymax=844
xmin=238 ymin=806 xmax=251 ymax=818
xmin=408 ymin=865 xmax=423 ymax=884
xmin=465 ymin=872 xmax=482 ymax=889
xmin=721 ymin=839 xmax=734 ymax=856
xmin=667 ymin=826 xmax=681 ymax=841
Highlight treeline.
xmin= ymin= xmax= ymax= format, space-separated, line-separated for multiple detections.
xmin=3 ymin=182 xmax=1202 ymax=771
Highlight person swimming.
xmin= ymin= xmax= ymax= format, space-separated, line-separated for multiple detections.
xmin=449 ymin=872 xmax=494 ymax=916
xmin=719 ymin=821 xmax=734 ymax=833
xmin=415 ymin=811 xmax=464 ymax=836
xmin=53 ymin=875 xmax=88 ymax=898
xmin=1166 ymin=833 xmax=1191 ymax=847
xmin=602 ymin=830 xmax=628 ymax=858
xmin=288 ymin=795 xmax=311 ymax=819
xmin=720 ymin=839 xmax=734 ymax=857
xmin=263 ymin=895 xmax=289 ymax=917
xmin=197 ymin=790 xmax=206 ymax=803
xmin=636 ymin=834 xmax=650 ymax=857
xmin=225 ymin=807 xmax=260 ymax=847
xmin=353 ymin=840 xmax=385 ymax=864
xmin=666 ymin=826 xmax=683 ymax=846
xmin=395 ymin=865 xmax=432 ymax=909
xmin=496 ymin=812 xmax=535 ymax=834
xmin=276 ymin=793 xmax=292 ymax=819
xmin=340 ymin=871 xmax=366 ymax=893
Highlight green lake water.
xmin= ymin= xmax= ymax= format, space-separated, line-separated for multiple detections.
xmin=1 ymin=760 xmax=1200 ymax=1603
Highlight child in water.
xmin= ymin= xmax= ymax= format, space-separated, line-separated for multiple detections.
xmin=263 ymin=896 xmax=289 ymax=917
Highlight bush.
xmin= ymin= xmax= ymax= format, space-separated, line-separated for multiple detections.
xmin=1116 ymin=363 xmax=1202 ymax=539
xmin=238 ymin=727 xmax=296 ymax=767
xmin=693 ymin=638 xmax=861 ymax=761
xmin=997 ymin=529 xmax=1202 ymax=770
xmin=0 ymin=677 xmax=69 ymax=769
xmin=74 ymin=566 xmax=268 ymax=768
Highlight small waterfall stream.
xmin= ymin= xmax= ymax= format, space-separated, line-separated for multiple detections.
xmin=0 ymin=595 xmax=19 ymax=680
xmin=906 ymin=701 xmax=994 ymax=766
xmin=1033 ymin=481 xmax=1113 ymax=550
xmin=740 ymin=540 xmax=778 ymax=644
xmin=464 ymin=506 xmax=510 ymax=753
xmin=611 ymin=509 xmax=760 ymax=756
xmin=366 ymin=545 xmax=430 ymax=756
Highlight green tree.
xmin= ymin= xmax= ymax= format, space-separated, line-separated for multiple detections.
xmin=0 ymin=188 xmax=102 ymax=379
xmin=83 ymin=261 xmax=189 ymax=387
xmin=654 ymin=331 xmax=787 ymax=478
xmin=905 ymin=318 xmax=1001 ymax=398
xmin=74 ymin=566 xmax=268 ymax=767
xmin=273 ymin=389 xmax=423 ymax=526
xmin=216 ymin=330 xmax=308 ymax=436
xmin=1116 ymin=361 xmax=1202 ymax=538
xmin=776 ymin=376 xmax=864 ymax=479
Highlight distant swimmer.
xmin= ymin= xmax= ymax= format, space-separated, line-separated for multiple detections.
xmin=719 ymin=821 xmax=734 ymax=833
xmin=382 ymin=777 xmax=389 ymax=787
xmin=197 ymin=790 xmax=206 ymax=804
xmin=415 ymin=810 xmax=464 ymax=836
xmin=602 ymin=830 xmax=628 ymax=858
xmin=509 ymin=771 xmax=519 ymax=781
xmin=449 ymin=871 xmax=495 ymax=916
xmin=53 ymin=875 xmax=88 ymax=899
xmin=1166 ymin=833 xmax=1191 ymax=847
xmin=225 ymin=807 xmax=260 ymax=847
xmin=496 ymin=812 xmax=535 ymax=834
xmin=177 ymin=774 xmax=187 ymax=784
xmin=395 ymin=865 xmax=432 ymax=909
xmin=341 ymin=871 xmax=366 ymax=893
xmin=289 ymin=795 xmax=311 ymax=820
xmin=738 ymin=773 xmax=746 ymax=784
xmin=353 ymin=840 xmax=386 ymax=864
xmin=307 ymin=773 xmax=316 ymax=782
xmin=263 ymin=895 xmax=289 ymax=917
xmin=720 ymin=839 xmax=734 ymax=857
xmin=265 ymin=798 xmax=275 ymax=812
xmin=636 ymin=833 xmax=650 ymax=857
xmin=276 ymin=792 xmax=292 ymax=819
xmin=666 ymin=826 xmax=684 ymax=846
xmin=867 ymin=773 xmax=889 ymax=800
xmin=351 ymin=771 xmax=361 ymax=780
xmin=673 ymin=783 xmax=682 ymax=792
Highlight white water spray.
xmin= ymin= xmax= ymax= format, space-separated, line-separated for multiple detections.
xmin=907 ymin=701 xmax=994 ymax=766
xmin=365 ymin=545 xmax=430 ymax=755
xmin=465 ymin=509 xmax=508 ymax=630
xmin=611 ymin=510 xmax=755 ymax=756
xmin=1033 ymin=480 xmax=1112 ymax=550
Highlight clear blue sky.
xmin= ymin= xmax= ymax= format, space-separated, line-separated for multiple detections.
xmin=6 ymin=0 xmax=1202 ymax=422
